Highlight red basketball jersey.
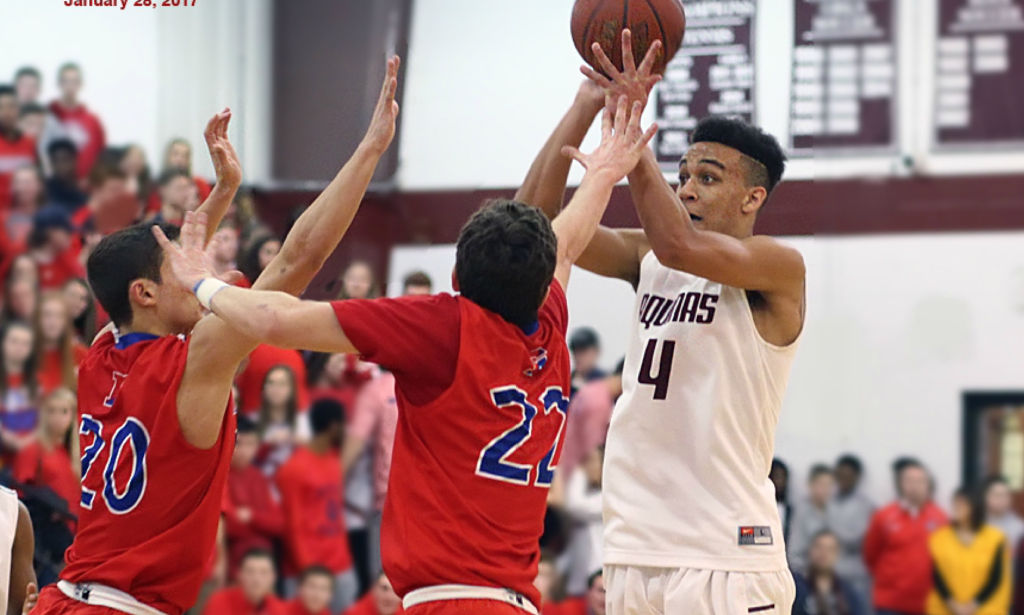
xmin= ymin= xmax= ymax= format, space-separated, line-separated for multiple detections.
xmin=332 ymin=282 xmax=571 ymax=611
xmin=60 ymin=331 xmax=235 ymax=615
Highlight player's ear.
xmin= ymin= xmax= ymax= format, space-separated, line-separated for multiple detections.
xmin=451 ymin=267 xmax=459 ymax=293
xmin=128 ymin=278 xmax=159 ymax=310
xmin=741 ymin=186 xmax=767 ymax=216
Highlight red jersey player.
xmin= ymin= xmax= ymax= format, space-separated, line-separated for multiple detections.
xmin=33 ymin=57 xmax=403 ymax=615
xmin=154 ymin=96 xmax=656 ymax=615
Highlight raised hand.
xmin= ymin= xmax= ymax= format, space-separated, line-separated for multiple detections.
xmin=204 ymin=109 xmax=242 ymax=190
xmin=362 ymin=56 xmax=402 ymax=155
xmin=152 ymin=211 xmax=219 ymax=291
xmin=562 ymin=95 xmax=658 ymax=182
xmin=582 ymin=29 xmax=663 ymax=114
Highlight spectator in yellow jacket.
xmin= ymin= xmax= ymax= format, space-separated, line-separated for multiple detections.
xmin=927 ymin=487 xmax=1010 ymax=615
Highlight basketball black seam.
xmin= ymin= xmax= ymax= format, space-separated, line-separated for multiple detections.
xmin=644 ymin=0 xmax=668 ymax=64
xmin=622 ymin=0 xmax=630 ymax=36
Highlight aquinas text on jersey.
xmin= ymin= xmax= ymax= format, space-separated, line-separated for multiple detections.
xmin=638 ymin=292 xmax=718 ymax=329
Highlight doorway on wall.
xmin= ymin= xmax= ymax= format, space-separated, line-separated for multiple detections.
xmin=964 ymin=391 xmax=1024 ymax=515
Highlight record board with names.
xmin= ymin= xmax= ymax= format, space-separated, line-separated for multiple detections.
xmin=653 ymin=0 xmax=757 ymax=170
xmin=935 ymin=0 xmax=1024 ymax=149
xmin=789 ymin=0 xmax=898 ymax=156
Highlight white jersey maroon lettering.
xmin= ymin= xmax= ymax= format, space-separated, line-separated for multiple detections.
xmin=604 ymin=250 xmax=800 ymax=571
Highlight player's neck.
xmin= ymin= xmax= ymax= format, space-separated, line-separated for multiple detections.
xmin=119 ymin=313 xmax=179 ymax=339
xmin=307 ymin=437 xmax=333 ymax=455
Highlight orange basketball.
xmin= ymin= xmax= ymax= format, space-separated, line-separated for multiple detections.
xmin=572 ymin=0 xmax=687 ymax=75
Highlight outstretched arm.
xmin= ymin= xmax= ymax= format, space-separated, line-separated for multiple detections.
xmin=550 ymin=97 xmax=657 ymax=290
xmin=194 ymin=110 xmax=243 ymax=243
xmin=179 ymin=57 xmax=401 ymax=449
xmin=628 ymin=150 xmax=805 ymax=294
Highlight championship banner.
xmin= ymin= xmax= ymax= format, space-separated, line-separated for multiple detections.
xmin=653 ymin=0 xmax=757 ymax=170
xmin=935 ymin=0 xmax=1024 ymax=149
xmin=789 ymin=0 xmax=898 ymax=156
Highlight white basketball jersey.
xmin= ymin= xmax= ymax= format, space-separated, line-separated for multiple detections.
xmin=0 ymin=486 xmax=19 ymax=615
xmin=604 ymin=251 xmax=800 ymax=572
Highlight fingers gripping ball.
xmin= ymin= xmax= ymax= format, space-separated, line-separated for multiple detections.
xmin=572 ymin=0 xmax=687 ymax=75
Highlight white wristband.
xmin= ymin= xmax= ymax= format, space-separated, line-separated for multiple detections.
xmin=194 ymin=278 xmax=229 ymax=310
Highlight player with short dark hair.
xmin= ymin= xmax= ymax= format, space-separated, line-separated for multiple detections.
xmin=33 ymin=58 xmax=403 ymax=615
xmin=517 ymin=30 xmax=805 ymax=614
xmin=156 ymin=95 xmax=655 ymax=615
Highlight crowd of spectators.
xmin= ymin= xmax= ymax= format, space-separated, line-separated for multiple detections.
xmin=1 ymin=62 xmax=1020 ymax=615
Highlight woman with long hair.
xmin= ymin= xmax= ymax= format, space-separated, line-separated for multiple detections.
xmin=34 ymin=291 xmax=87 ymax=393
xmin=337 ymin=260 xmax=379 ymax=300
xmin=239 ymin=235 xmax=282 ymax=286
xmin=255 ymin=365 xmax=300 ymax=477
xmin=0 ymin=320 xmax=39 ymax=457
xmin=121 ymin=143 xmax=154 ymax=205
xmin=13 ymin=387 xmax=80 ymax=522
xmin=63 ymin=277 xmax=98 ymax=343
xmin=928 ymin=487 xmax=1011 ymax=615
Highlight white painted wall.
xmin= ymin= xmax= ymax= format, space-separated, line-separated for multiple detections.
xmin=389 ymin=233 xmax=1024 ymax=507
xmin=1 ymin=0 xmax=273 ymax=184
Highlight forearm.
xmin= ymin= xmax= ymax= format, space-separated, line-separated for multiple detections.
xmin=208 ymin=286 xmax=302 ymax=344
xmin=195 ymin=181 xmax=240 ymax=243
xmin=257 ymin=144 xmax=382 ymax=296
xmin=629 ymin=149 xmax=697 ymax=259
xmin=552 ymin=172 xmax=618 ymax=265
xmin=515 ymin=92 xmax=603 ymax=219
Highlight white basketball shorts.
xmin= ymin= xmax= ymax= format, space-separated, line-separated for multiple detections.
xmin=605 ymin=566 xmax=795 ymax=615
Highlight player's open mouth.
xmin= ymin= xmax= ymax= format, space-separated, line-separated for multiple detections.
xmin=690 ymin=214 xmax=703 ymax=222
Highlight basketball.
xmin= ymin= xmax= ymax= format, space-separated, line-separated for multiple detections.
xmin=571 ymin=0 xmax=686 ymax=75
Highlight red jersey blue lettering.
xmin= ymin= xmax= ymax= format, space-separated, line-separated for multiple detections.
xmin=60 ymin=331 xmax=235 ymax=615
xmin=332 ymin=281 xmax=570 ymax=611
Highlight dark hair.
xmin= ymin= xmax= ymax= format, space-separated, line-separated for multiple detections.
xmin=64 ymin=278 xmax=97 ymax=343
xmin=953 ymin=486 xmax=985 ymax=532
xmin=455 ymin=200 xmax=557 ymax=328
xmin=299 ymin=565 xmax=334 ymax=585
xmin=402 ymin=271 xmax=433 ymax=292
xmin=771 ymin=458 xmax=789 ymax=477
xmin=587 ymin=569 xmax=603 ymax=589
xmin=809 ymin=464 xmax=834 ymax=481
xmin=893 ymin=457 xmax=923 ymax=477
xmin=690 ymin=116 xmax=787 ymax=195
xmin=58 ymin=63 xmax=81 ymax=79
xmin=236 ymin=415 xmax=259 ymax=436
xmin=240 ymin=547 xmax=275 ymax=567
xmin=613 ymin=357 xmax=625 ymax=376
xmin=309 ymin=398 xmax=344 ymax=435
xmin=14 ymin=67 xmax=41 ymax=82
xmin=570 ymin=327 xmax=600 ymax=353
xmin=0 ymin=321 xmax=38 ymax=402
xmin=87 ymin=222 xmax=181 ymax=327
xmin=19 ymin=103 xmax=45 ymax=118
xmin=983 ymin=475 xmax=1008 ymax=494
xmin=0 ymin=85 xmax=15 ymax=100
xmin=836 ymin=454 xmax=863 ymax=476
xmin=157 ymin=167 xmax=192 ymax=188
xmin=88 ymin=162 xmax=127 ymax=190
xmin=239 ymin=235 xmax=281 ymax=285
xmin=47 ymin=138 xmax=78 ymax=159
xmin=258 ymin=365 xmax=297 ymax=436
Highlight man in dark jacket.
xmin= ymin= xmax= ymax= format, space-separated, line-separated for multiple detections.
xmin=794 ymin=530 xmax=866 ymax=615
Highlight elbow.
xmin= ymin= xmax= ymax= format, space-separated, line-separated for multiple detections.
xmin=650 ymin=236 xmax=692 ymax=269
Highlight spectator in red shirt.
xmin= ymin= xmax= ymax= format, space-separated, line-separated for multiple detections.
xmin=0 ymin=85 xmax=37 ymax=211
xmin=14 ymin=67 xmax=42 ymax=106
xmin=62 ymin=277 xmax=98 ymax=343
xmin=0 ymin=166 xmax=44 ymax=260
xmin=224 ymin=416 xmax=285 ymax=581
xmin=12 ymin=388 xmax=79 ymax=529
xmin=49 ymin=63 xmax=105 ymax=181
xmin=154 ymin=168 xmax=199 ymax=225
xmin=0 ymin=321 xmax=39 ymax=457
xmin=286 ymin=566 xmax=335 ymax=615
xmin=342 ymin=573 xmax=402 ymax=615
xmin=276 ymin=399 xmax=357 ymax=615
xmin=256 ymin=365 xmax=300 ymax=476
xmin=28 ymin=206 xmax=85 ymax=290
xmin=44 ymin=139 xmax=88 ymax=213
xmin=203 ymin=549 xmax=287 ymax=615
xmin=237 ymin=341 xmax=308 ymax=416
xmin=864 ymin=458 xmax=948 ymax=615
xmin=33 ymin=291 xmax=87 ymax=394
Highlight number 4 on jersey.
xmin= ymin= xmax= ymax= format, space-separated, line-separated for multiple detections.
xmin=638 ymin=339 xmax=676 ymax=400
